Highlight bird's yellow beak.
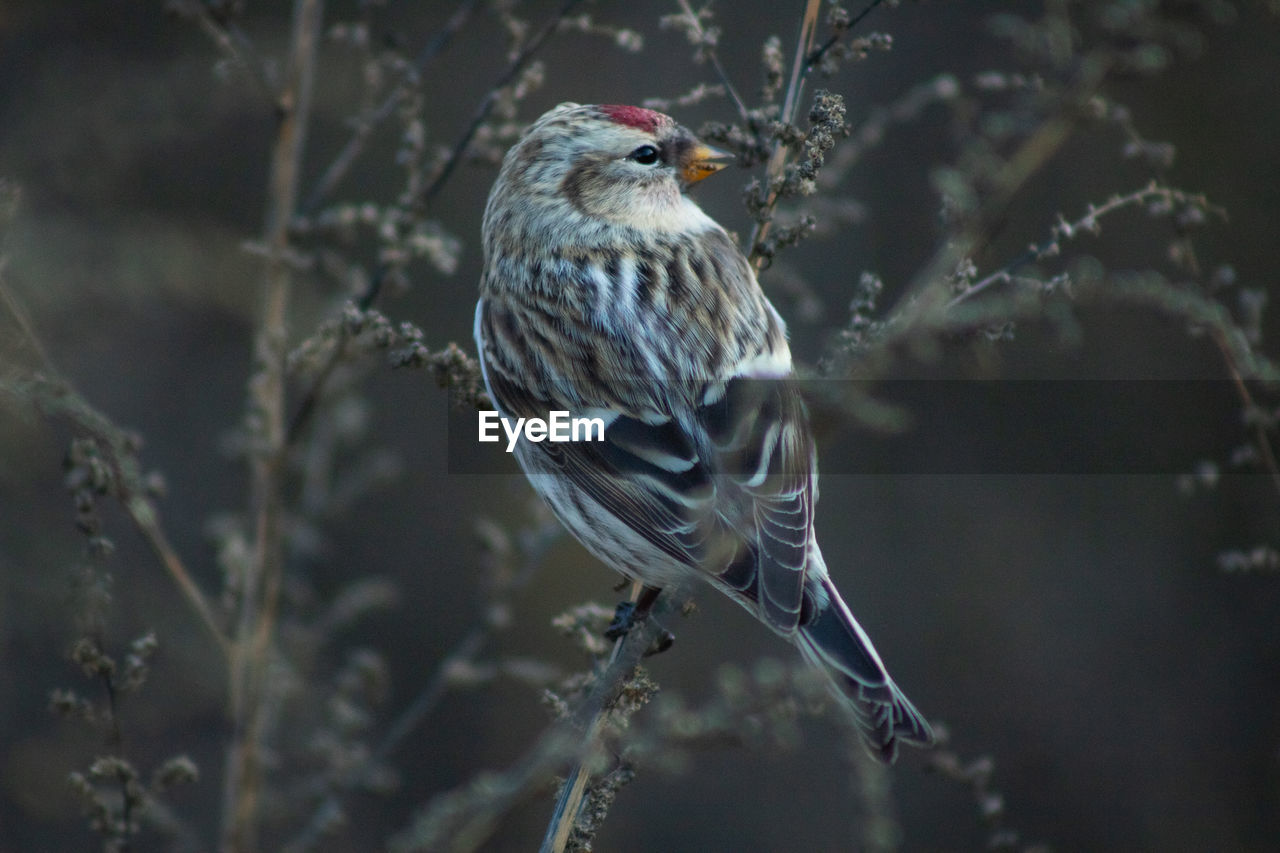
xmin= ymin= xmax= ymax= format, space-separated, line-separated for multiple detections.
xmin=681 ymin=144 xmax=730 ymax=185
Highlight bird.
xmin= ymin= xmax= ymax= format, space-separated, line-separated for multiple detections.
xmin=473 ymin=102 xmax=933 ymax=762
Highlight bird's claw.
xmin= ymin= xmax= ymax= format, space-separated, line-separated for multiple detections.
xmin=604 ymin=600 xmax=675 ymax=656
xmin=604 ymin=600 xmax=637 ymax=640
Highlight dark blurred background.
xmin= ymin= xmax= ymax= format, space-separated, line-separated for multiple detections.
xmin=2 ymin=1 xmax=1279 ymax=850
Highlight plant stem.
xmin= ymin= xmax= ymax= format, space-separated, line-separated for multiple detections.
xmin=221 ymin=1 xmax=323 ymax=850
xmin=540 ymin=582 xmax=646 ymax=853
xmin=748 ymin=0 xmax=821 ymax=271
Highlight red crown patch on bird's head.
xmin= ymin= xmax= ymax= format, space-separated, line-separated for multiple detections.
xmin=599 ymin=104 xmax=665 ymax=133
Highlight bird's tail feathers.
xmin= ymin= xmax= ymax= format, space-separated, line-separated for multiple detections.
xmin=796 ymin=576 xmax=934 ymax=763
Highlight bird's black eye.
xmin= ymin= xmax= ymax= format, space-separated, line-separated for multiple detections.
xmin=628 ymin=145 xmax=660 ymax=165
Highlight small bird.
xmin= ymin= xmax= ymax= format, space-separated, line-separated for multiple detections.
xmin=473 ymin=102 xmax=933 ymax=761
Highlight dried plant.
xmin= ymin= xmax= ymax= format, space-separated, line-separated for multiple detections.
xmin=1 ymin=1 xmax=1278 ymax=850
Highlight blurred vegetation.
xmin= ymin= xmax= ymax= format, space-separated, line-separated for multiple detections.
xmin=2 ymin=1 xmax=1279 ymax=850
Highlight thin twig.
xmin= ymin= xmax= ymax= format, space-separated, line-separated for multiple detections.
xmin=540 ymin=581 xmax=644 ymax=853
xmin=675 ymin=0 xmax=750 ymax=121
xmin=411 ymin=0 xmax=587 ymax=214
xmin=0 ymin=272 xmax=52 ymax=369
xmin=5 ymin=272 xmax=228 ymax=655
xmin=1214 ymin=328 xmax=1280 ymax=495
xmin=314 ymin=0 xmax=586 ymax=350
xmin=748 ymin=0 xmax=822 ymax=271
xmin=302 ymin=0 xmax=482 ymax=214
xmin=166 ymin=0 xmax=275 ymax=100
xmin=779 ymin=0 xmax=822 ymax=131
xmin=0 ymin=368 xmax=230 ymax=653
xmin=222 ymin=1 xmax=325 ymax=850
xmin=886 ymin=54 xmax=1115 ymax=330
xmin=818 ymin=73 xmax=962 ymax=190
xmin=948 ymin=183 xmax=1220 ymax=308
xmin=125 ymin=494 xmax=229 ymax=655
xmin=390 ymin=591 xmax=680 ymax=853
xmin=283 ymin=524 xmax=559 ymax=852
xmin=280 ymin=627 xmax=489 ymax=853
xmin=805 ymin=0 xmax=890 ymax=69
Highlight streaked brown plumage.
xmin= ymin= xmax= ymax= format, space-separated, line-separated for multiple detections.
xmin=475 ymin=102 xmax=933 ymax=761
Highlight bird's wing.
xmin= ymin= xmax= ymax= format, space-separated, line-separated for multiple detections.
xmin=476 ymin=297 xmax=815 ymax=633
xmin=700 ymin=373 xmax=815 ymax=632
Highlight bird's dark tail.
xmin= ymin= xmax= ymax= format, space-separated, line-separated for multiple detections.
xmin=796 ymin=575 xmax=934 ymax=763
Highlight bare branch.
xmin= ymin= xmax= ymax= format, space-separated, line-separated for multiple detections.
xmin=948 ymin=182 xmax=1224 ymax=307
xmin=670 ymin=0 xmax=750 ymax=121
xmin=748 ymin=0 xmax=821 ymax=271
xmin=302 ymin=0 xmax=483 ymax=214
xmin=165 ymin=0 xmax=275 ymax=99
xmin=410 ymin=0 xmax=588 ymax=214
xmin=222 ymin=1 xmax=325 ymax=849
xmin=389 ymin=590 xmax=684 ymax=853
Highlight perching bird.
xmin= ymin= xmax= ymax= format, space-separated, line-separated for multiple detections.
xmin=473 ymin=102 xmax=933 ymax=761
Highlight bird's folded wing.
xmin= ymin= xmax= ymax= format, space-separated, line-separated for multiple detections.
xmin=479 ymin=298 xmax=816 ymax=632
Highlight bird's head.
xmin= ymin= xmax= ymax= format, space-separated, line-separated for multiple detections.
xmin=484 ymin=102 xmax=730 ymax=242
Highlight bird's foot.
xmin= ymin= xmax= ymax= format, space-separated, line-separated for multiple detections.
xmin=603 ymin=585 xmax=675 ymax=655
xmin=604 ymin=600 xmax=637 ymax=641
xmin=603 ymin=585 xmax=673 ymax=654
